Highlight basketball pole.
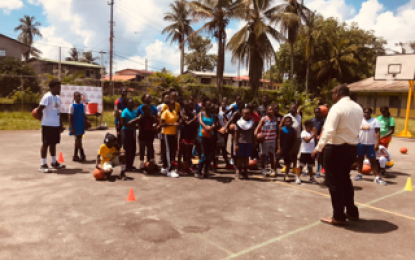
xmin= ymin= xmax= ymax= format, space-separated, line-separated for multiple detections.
xmin=398 ymin=80 xmax=413 ymax=138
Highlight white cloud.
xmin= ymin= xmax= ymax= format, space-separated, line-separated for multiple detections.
xmin=0 ymin=0 xmax=23 ymax=14
xmin=305 ymin=0 xmax=356 ymax=21
xmin=33 ymin=26 xmax=73 ymax=60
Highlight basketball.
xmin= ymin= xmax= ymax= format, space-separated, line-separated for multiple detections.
xmin=201 ymin=128 xmax=212 ymax=138
xmin=319 ymin=105 xmax=328 ymax=117
xmin=144 ymin=161 xmax=157 ymax=172
xmin=400 ymin=147 xmax=408 ymax=154
xmin=256 ymin=133 xmax=265 ymax=143
xmin=218 ymin=127 xmax=227 ymax=135
xmin=248 ymin=159 xmax=258 ymax=170
xmin=362 ymin=164 xmax=372 ymax=175
xmin=180 ymin=161 xmax=190 ymax=171
xmin=93 ymin=168 xmax=106 ymax=180
xmin=229 ymin=123 xmax=236 ymax=133
xmin=32 ymin=108 xmax=41 ymax=121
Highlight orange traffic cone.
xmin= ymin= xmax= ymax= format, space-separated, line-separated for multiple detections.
xmin=126 ymin=188 xmax=136 ymax=202
xmin=58 ymin=152 xmax=64 ymax=163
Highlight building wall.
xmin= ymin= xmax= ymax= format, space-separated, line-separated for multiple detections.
xmin=0 ymin=37 xmax=27 ymax=60
xmin=28 ymin=61 xmax=101 ymax=79
xmin=356 ymin=93 xmax=415 ymax=118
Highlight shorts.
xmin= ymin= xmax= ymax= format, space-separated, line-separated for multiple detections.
xmin=299 ymin=153 xmax=315 ymax=167
xmin=42 ymin=126 xmax=61 ymax=144
xmin=259 ymin=142 xmax=275 ymax=156
xmin=102 ymin=157 xmax=121 ymax=171
xmin=357 ymin=144 xmax=376 ymax=159
xmin=235 ymin=143 xmax=253 ymax=157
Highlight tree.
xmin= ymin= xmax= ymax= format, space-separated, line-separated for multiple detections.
xmin=0 ymin=57 xmax=39 ymax=96
xmin=65 ymin=48 xmax=80 ymax=62
xmin=80 ymin=51 xmax=100 ymax=65
xmin=227 ymin=0 xmax=284 ymax=101
xmin=14 ymin=15 xmax=43 ymax=60
xmin=162 ymin=0 xmax=194 ymax=75
xmin=189 ymin=0 xmax=245 ymax=100
xmin=266 ymin=0 xmax=308 ymax=85
xmin=184 ymin=35 xmax=217 ymax=71
xmin=302 ymin=11 xmax=323 ymax=93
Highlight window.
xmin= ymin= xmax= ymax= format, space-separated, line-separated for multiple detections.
xmin=389 ymin=96 xmax=399 ymax=108
xmin=85 ymin=70 xmax=91 ymax=77
xmin=0 ymin=50 xmax=5 ymax=56
xmin=201 ymin=78 xmax=211 ymax=84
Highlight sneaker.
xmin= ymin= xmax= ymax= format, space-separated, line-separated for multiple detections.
xmin=315 ymin=172 xmax=321 ymax=178
xmin=51 ymin=162 xmax=66 ymax=169
xmin=73 ymin=155 xmax=81 ymax=162
xmin=167 ymin=170 xmax=179 ymax=178
xmin=292 ymin=167 xmax=298 ymax=174
xmin=310 ymin=176 xmax=318 ymax=184
xmin=230 ymin=158 xmax=234 ymax=165
xmin=225 ymin=164 xmax=234 ymax=170
xmin=188 ymin=168 xmax=195 ymax=174
xmin=354 ymin=173 xmax=363 ymax=181
xmin=160 ymin=168 xmax=169 ymax=174
xmin=39 ymin=164 xmax=51 ymax=173
xmin=303 ymin=170 xmax=307 ymax=176
xmin=281 ymin=166 xmax=287 ymax=173
xmin=262 ymin=169 xmax=268 ymax=177
xmin=374 ymin=177 xmax=387 ymax=186
xmin=295 ymin=177 xmax=301 ymax=185
xmin=269 ymin=170 xmax=276 ymax=178
xmin=139 ymin=162 xmax=145 ymax=170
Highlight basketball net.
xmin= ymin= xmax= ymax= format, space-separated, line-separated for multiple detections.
xmin=385 ymin=74 xmax=396 ymax=85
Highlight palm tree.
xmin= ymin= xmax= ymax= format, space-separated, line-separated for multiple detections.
xmin=227 ymin=0 xmax=284 ymax=101
xmin=312 ymin=37 xmax=358 ymax=84
xmin=266 ymin=0 xmax=308 ymax=84
xmin=189 ymin=0 xmax=245 ymax=100
xmin=65 ymin=48 xmax=80 ymax=62
xmin=14 ymin=15 xmax=43 ymax=60
xmin=162 ymin=0 xmax=194 ymax=75
xmin=80 ymin=51 xmax=100 ymax=65
xmin=302 ymin=11 xmax=323 ymax=93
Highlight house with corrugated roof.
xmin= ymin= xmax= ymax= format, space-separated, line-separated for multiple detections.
xmin=348 ymin=77 xmax=414 ymax=118
xmin=0 ymin=34 xmax=30 ymax=60
xmin=232 ymin=76 xmax=282 ymax=90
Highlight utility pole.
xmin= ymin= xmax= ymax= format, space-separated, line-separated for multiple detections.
xmin=145 ymin=58 xmax=148 ymax=71
xmin=58 ymin=47 xmax=61 ymax=81
xmin=109 ymin=0 xmax=114 ymax=96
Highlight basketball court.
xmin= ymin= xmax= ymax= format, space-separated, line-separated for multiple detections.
xmin=0 ymin=130 xmax=414 ymax=260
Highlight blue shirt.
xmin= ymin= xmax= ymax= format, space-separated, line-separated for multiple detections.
xmin=136 ymin=104 xmax=157 ymax=117
xmin=199 ymin=112 xmax=215 ymax=137
xmin=122 ymin=108 xmax=137 ymax=130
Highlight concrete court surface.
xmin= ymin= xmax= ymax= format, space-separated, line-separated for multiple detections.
xmin=0 ymin=129 xmax=414 ymax=260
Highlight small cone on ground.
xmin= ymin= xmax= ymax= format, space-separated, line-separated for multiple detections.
xmin=58 ymin=152 xmax=64 ymax=163
xmin=126 ymin=188 xmax=136 ymax=201
xmin=404 ymin=178 xmax=413 ymax=191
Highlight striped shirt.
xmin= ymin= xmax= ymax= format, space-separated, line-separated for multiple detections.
xmin=261 ymin=116 xmax=277 ymax=142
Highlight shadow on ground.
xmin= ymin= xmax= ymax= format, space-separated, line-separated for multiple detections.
xmin=344 ymin=219 xmax=398 ymax=234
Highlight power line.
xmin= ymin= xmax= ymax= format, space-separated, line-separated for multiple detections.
xmin=117 ymin=0 xmax=167 ymax=29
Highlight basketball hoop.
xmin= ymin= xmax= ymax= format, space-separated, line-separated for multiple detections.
xmin=385 ymin=73 xmax=396 ymax=85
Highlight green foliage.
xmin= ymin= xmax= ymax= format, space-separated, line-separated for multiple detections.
xmin=184 ymin=35 xmax=217 ymax=71
xmin=12 ymin=87 xmax=41 ymax=104
xmin=275 ymin=81 xmax=319 ymax=115
xmin=0 ymin=57 xmax=39 ymax=96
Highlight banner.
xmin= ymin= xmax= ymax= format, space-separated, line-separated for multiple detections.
xmin=60 ymin=85 xmax=103 ymax=114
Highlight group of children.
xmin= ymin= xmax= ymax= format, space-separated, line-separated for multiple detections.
xmin=38 ymin=80 xmax=395 ymax=185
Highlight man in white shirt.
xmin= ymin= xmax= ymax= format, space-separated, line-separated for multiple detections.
xmin=282 ymin=104 xmax=302 ymax=173
xmin=311 ymin=85 xmax=363 ymax=226
xmin=37 ymin=80 xmax=66 ymax=173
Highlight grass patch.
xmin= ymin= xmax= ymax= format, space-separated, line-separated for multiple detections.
xmin=0 ymin=111 xmax=116 ymax=130
xmin=1 ymin=111 xmax=414 ymax=137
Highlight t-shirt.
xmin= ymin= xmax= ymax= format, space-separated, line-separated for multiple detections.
xmin=69 ymin=102 xmax=86 ymax=115
xmin=250 ymin=112 xmax=259 ymax=123
xmin=377 ymin=115 xmax=395 ymax=137
xmin=161 ymin=109 xmax=179 ymax=135
xmin=311 ymin=117 xmax=325 ymax=136
xmin=138 ymin=116 xmax=155 ymax=140
xmin=257 ymin=104 xmax=268 ymax=118
xmin=359 ymin=117 xmax=380 ymax=145
xmin=376 ymin=145 xmax=392 ymax=159
xmin=284 ymin=113 xmax=302 ymax=138
xmin=136 ymin=104 xmax=158 ymax=117
xmin=97 ymin=144 xmax=118 ymax=165
xmin=181 ymin=111 xmax=198 ymax=140
xmin=301 ymin=130 xmax=315 ymax=154
xmin=39 ymin=92 xmax=61 ymax=127
xmin=162 ymin=102 xmax=181 ymax=114
xmin=261 ymin=116 xmax=277 ymax=143
xmin=121 ymin=108 xmax=137 ymax=130
xmin=114 ymin=98 xmax=125 ymax=125
xmin=236 ymin=119 xmax=254 ymax=144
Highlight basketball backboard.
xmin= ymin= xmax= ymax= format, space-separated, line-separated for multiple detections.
xmin=374 ymin=54 xmax=415 ymax=81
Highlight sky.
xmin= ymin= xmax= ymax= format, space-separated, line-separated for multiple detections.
xmin=1 ymin=0 xmax=415 ymax=76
